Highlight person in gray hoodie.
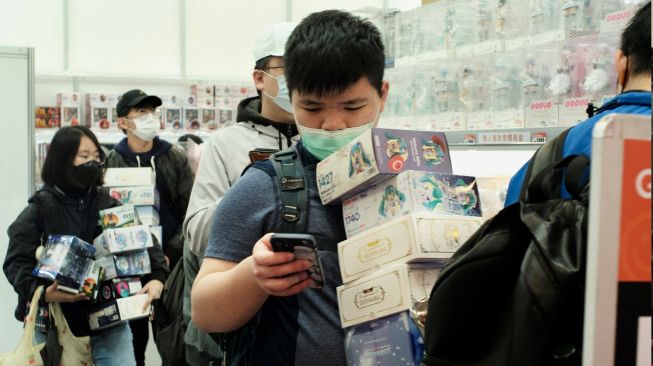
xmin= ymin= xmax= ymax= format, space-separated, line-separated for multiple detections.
xmin=181 ymin=22 xmax=298 ymax=365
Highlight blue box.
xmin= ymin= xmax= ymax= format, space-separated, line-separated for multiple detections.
xmin=345 ymin=311 xmax=424 ymax=366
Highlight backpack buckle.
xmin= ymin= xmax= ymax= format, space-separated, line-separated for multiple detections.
xmin=282 ymin=205 xmax=299 ymax=222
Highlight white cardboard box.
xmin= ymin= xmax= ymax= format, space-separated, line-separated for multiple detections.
xmin=316 ymin=128 xmax=452 ymax=204
xmin=337 ymin=263 xmax=440 ymax=328
xmin=102 ymin=225 xmax=153 ymax=253
xmin=89 ymin=294 xmax=151 ymax=330
xmin=339 ymin=214 xmax=482 ymax=283
xmin=109 ymin=186 xmax=160 ymax=208
xmin=342 ymin=170 xmax=482 ymax=238
xmin=99 ymin=204 xmax=136 ymax=229
xmin=135 ymin=205 xmax=160 ymax=226
xmin=104 ymin=167 xmax=155 ymax=187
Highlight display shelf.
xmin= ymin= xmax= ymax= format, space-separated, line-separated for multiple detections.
xmin=35 ymin=128 xmax=212 ymax=145
xmin=444 ymin=126 xmax=567 ymax=147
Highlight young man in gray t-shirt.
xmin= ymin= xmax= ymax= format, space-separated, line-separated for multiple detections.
xmin=191 ymin=10 xmax=390 ymax=366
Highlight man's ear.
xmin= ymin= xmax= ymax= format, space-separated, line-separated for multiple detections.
xmin=252 ymin=70 xmax=265 ymax=93
xmin=117 ymin=117 xmax=129 ymax=131
xmin=378 ymin=80 xmax=390 ymax=114
xmin=614 ymin=49 xmax=628 ymax=87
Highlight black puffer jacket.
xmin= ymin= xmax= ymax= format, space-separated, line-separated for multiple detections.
xmin=4 ymin=185 xmax=168 ymax=336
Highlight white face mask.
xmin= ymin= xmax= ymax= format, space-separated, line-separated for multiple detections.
xmin=261 ymin=71 xmax=293 ymax=113
xmin=130 ymin=113 xmax=159 ymax=141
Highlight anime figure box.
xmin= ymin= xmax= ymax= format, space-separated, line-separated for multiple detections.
xmin=88 ymin=294 xmax=151 ymax=330
xmin=345 ymin=311 xmax=424 ymax=366
xmin=104 ymin=167 xmax=156 ymax=187
xmin=109 ymin=185 xmax=160 ymax=208
xmin=101 ymin=225 xmax=154 ymax=253
xmin=99 ymin=204 xmax=136 ymax=229
xmin=338 ymin=214 xmax=482 ymax=284
xmin=337 ymin=263 xmax=440 ymax=328
xmin=33 ymin=235 xmax=97 ymax=295
xmin=316 ymin=128 xmax=452 ymax=204
xmin=342 ymin=171 xmax=482 ymax=238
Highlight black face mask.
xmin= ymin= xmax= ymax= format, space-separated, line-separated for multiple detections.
xmin=61 ymin=160 xmax=103 ymax=197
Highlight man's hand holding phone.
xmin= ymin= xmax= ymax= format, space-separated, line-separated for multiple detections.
xmin=250 ymin=233 xmax=315 ymax=297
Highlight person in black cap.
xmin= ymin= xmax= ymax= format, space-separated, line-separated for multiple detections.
xmin=106 ymin=89 xmax=194 ymax=366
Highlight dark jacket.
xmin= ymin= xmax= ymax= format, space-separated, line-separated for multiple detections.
xmin=106 ymin=137 xmax=194 ymax=267
xmin=3 ymin=185 xmax=168 ymax=337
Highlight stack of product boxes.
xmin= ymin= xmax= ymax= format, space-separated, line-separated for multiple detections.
xmin=88 ymin=167 xmax=161 ymax=330
xmin=316 ymin=128 xmax=485 ymax=366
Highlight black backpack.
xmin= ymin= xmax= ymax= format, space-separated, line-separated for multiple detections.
xmin=211 ymin=145 xmax=340 ymax=366
xmin=422 ymin=129 xmax=590 ymax=366
xmin=153 ymin=259 xmax=186 ymax=366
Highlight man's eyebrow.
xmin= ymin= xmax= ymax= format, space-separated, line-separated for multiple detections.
xmin=298 ymin=97 xmax=368 ymax=105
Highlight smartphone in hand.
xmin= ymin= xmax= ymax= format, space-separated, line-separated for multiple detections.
xmin=270 ymin=233 xmax=325 ymax=289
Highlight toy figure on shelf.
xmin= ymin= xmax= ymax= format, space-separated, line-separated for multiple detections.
xmin=433 ymin=68 xmax=455 ymax=113
xmin=458 ymin=67 xmax=474 ymax=110
xmin=444 ymin=8 xmax=457 ymax=48
xmin=547 ymin=49 xmax=574 ymax=103
xmin=478 ymin=0 xmax=493 ymax=41
xmin=520 ymin=56 xmax=543 ymax=104
xmin=496 ymin=0 xmax=509 ymax=36
xmin=530 ymin=0 xmax=550 ymax=34
xmin=561 ymin=0 xmax=591 ymax=32
xmin=582 ymin=43 xmax=613 ymax=101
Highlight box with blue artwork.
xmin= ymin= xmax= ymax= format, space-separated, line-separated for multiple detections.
xmin=342 ymin=171 xmax=482 ymax=238
xmin=337 ymin=263 xmax=440 ymax=328
xmin=113 ymin=250 xmax=152 ymax=277
xmin=345 ymin=311 xmax=424 ymax=366
xmin=109 ymin=186 xmax=160 ymax=208
xmin=33 ymin=235 xmax=96 ymax=294
xmin=316 ymin=128 xmax=452 ymax=205
xmin=338 ymin=214 xmax=482 ymax=283
xmin=102 ymin=225 xmax=154 ymax=253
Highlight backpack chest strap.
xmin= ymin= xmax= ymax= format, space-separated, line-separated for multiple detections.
xmin=271 ymin=148 xmax=308 ymax=233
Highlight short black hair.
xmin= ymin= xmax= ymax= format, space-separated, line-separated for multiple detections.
xmin=621 ymin=2 xmax=651 ymax=76
xmin=284 ymin=10 xmax=385 ymax=98
xmin=178 ymin=133 xmax=203 ymax=145
xmin=42 ymin=126 xmax=106 ymax=189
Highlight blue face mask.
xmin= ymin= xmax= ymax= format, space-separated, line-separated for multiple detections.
xmin=261 ymin=71 xmax=293 ymax=113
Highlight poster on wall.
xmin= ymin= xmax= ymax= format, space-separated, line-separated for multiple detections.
xmin=583 ymin=114 xmax=651 ymax=366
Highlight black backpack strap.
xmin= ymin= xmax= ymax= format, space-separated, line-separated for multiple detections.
xmin=270 ymin=146 xmax=308 ymax=234
xmin=519 ymin=128 xmax=572 ymax=203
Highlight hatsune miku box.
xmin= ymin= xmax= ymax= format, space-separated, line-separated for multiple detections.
xmin=342 ymin=171 xmax=482 ymax=238
xmin=345 ymin=311 xmax=424 ymax=366
xmin=102 ymin=225 xmax=154 ymax=253
xmin=338 ymin=214 xmax=482 ymax=284
xmin=316 ymin=128 xmax=452 ymax=204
